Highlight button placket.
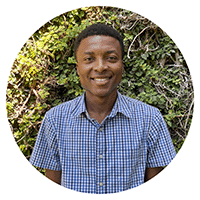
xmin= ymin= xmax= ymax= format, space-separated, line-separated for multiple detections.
xmin=96 ymin=126 xmax=106 ymax=193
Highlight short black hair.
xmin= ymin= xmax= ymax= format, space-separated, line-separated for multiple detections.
xmin=74 ymin=23 xmax=124 ymax=59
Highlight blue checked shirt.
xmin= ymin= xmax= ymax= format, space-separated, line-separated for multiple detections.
xmin=30 ymin=91 xmax=176 ymax=194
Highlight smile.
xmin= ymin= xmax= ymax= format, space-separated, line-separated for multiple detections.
xmin=93 ymin=78 xmax=109 ymax=81
xmin=91 ymin=76 xmax=112 ymax=84
xmin=91 ymin=76 xmax=112 ymax=80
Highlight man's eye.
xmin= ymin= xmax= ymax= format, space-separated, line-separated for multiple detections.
xmin=107 ymin=56 xmax=117 ymax=61
xmin=84 ymin=57 xmax=93 ymax=62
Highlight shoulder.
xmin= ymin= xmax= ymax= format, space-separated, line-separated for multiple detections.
xmin=45 ymin=95 xmax=83 ymax=119
xmin=120 ymin=93 xmax=160 ymax=117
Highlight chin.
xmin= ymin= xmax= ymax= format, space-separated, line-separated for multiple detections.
xmin=87 ymin=88 xmax=118 ymax=98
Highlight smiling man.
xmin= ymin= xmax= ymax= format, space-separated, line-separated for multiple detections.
xmin=30 ymin=24 xmax=176 ymax=194
xmin=76 ymin=34 xmax=124 ymax=124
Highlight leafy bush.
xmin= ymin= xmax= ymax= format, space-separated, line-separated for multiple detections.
xmin=6 ymin=6 xmax=194 ymax=163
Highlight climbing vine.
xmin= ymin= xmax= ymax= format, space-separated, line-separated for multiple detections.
xmin=6 ymin=6 xmax=194 ymax=163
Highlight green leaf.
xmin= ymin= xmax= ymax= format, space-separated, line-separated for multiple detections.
xmin=141 ymin=53 xmax=148 ymax=60
xmin=67 ymin=56 xmax=76 ymax=64
xmin=56 ymin=54 xmax=61 ymax=60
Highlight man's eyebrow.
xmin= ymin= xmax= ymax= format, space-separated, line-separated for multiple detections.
xmin=105 ymin=50 xmax=117 ymax=54
xmin=105 ymin=50 xmax=121 ymax=57
xmin=83 ymin=50 xmax=119 ymax=56
xmin=83 ymin=51 xmax=94 ymax=55
xmin=84 ymin=50 xmax=118 ymax=54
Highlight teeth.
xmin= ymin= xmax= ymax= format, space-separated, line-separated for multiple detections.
xmin=95 ymin=78 xmax=109 ymax=82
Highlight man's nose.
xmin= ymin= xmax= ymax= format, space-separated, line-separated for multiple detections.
xmin=93 ymin=58 xmax=108 ymax=72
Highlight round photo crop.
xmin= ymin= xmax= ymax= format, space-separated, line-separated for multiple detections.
xmin=6 ymin=6 xmax=194 ymax=194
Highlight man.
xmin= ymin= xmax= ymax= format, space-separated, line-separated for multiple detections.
xmin=30 ymin=23 xmax=176 ymax=194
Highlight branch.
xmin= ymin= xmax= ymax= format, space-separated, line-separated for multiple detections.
xmin=13 ymin=89 xmax=32 ymax=119
xmin=175 ymin=131 xmax=185 ymax=140
xmin=153 ymin=82 xmax=181 ymax=97
xmin=17 ymin=131 xmax=28 ymax=143
xmin=127 ymin=20 xmax=138 ymax=30
xmin=146 ymin=45 xmax=159 ymax=52
xmin=127 ymin=26 xmax=150 ymax=59
xmin=184 ymin=99 xmax=194 ymax=129
xmin=31 ymin=36 xmax=37 ymax=53
xmin=153 ymin=82 xmax=173 ymax=108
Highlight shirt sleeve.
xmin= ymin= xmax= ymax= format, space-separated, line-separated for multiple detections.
xmin=146 ymin=109 xmax=176 ymax=168
xmin=29 ymin=111 xmax=62 ymax=171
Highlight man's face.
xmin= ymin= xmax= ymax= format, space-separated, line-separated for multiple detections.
xmin=76 ymin=35 xmax=124 ymax=99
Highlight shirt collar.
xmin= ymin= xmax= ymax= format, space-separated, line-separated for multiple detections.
xmin=108 ymin=91 xmax=132 ymax=118
xmin=71 ymin=91 xmax=132 ymax=118
xmin=71 ymin=93 xmax=87 ymax=117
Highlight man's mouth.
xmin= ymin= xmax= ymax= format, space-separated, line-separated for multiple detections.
xmin=90 ymin=76 xmax=112 ymax=84
xmin=91 ymin=78 xmax=109 ymax=81
xmin=91 ymin=76 xmax=112 ymax=80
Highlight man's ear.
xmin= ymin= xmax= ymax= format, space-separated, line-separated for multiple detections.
xmin=122 ymin=63 xmax=125 ymax=74
xmin=76 ymin=63 xmax=79 ymax=75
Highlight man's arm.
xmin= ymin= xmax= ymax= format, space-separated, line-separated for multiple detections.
xmin=144 ymin=167 xmax=163 ymax=182
xmin=46 ymin=169 xmax=62 ymax=185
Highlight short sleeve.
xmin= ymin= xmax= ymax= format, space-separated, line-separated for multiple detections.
xmin=146 ymin=109 xmax=176 ymax=168
xmin=29 ymin=112 xmax=61 ymax=171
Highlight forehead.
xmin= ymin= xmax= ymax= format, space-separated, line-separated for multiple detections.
xmin=77 ymin=35 xmax=121 ymax=54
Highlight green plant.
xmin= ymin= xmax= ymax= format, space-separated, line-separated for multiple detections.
xmin=6 ymin=6 xmax=194 ymax=167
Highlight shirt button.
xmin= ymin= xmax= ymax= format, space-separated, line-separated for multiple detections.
xmin=99 ymin=128 xmax=103 ymax=131
xmin=99 ymin=182 xmax=103 ymax=186
xmin=99 ymin=155 xmax=103 ymax=159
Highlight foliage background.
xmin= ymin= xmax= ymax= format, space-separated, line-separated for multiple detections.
xmin=6 ymin=6 xmax=194 ymax=173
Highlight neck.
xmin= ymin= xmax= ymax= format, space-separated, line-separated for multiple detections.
xmin=85 ymin=90 xmax=118 ymax=123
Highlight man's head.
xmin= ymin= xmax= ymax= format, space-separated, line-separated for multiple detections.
xmin=75 ymin=24 xmax=124 ymax=99
xmin=74 ymin=23 xmax=124 ymax=60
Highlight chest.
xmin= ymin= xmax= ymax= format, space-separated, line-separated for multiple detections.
xmin=56 ymin=115 xmax=149 ymax=193
xmin=58 ymin=115 xmax=148 ymax=164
